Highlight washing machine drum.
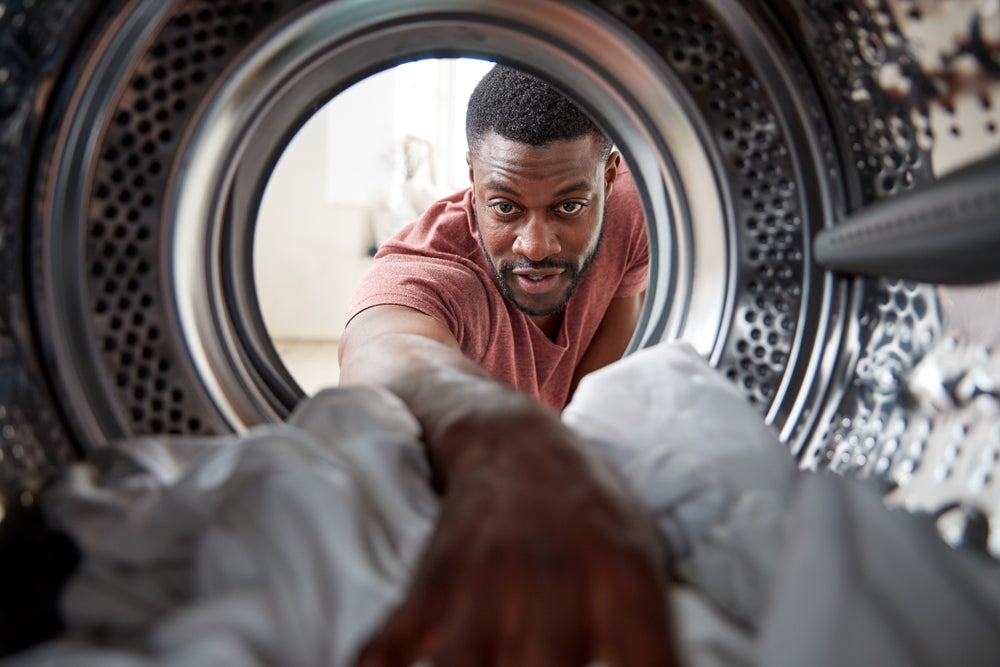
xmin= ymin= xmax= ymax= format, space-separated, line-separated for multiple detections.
xmin=1 ymin=0 xmax=999 ymax=547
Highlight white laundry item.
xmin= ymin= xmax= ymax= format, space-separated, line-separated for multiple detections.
xmin=562 ymin=341 xmax=797 ymax=626
xmin=565 ymin=341 xmax=1000 ymax=665
xmin=5 ymin=385 xmax=438 ymax=667
xmin=1 ymin=345 xmax=763 ymax=667
xmin=4 ymin=341 xmax=998 ymax=666
xmin=759 ymin=472 xmax=1000 ymax=667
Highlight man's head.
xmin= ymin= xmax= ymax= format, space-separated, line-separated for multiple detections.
xmin=466 ymin=65 xmax=620 ymax=322
xmin=466 ymin=65 xmax=613 ymax=161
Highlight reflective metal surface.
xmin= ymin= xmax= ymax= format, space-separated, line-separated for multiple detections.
xmin=38 ymin=0 xmax=843 ymax=438
xmin=0 ymin=0 xmax=87 ymax=497
xmin=1 ymin=0 xmax=997 ymax=553
xmin=170 ymin=0 xmax=708 ymax=430
xmin=792 ymin=0 xmax=1000 ymax=554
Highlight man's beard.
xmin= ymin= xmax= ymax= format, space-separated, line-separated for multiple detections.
xmin=477 ymin=215 xmax=605 ymax=318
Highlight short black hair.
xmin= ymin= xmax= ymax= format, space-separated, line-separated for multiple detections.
xmin=466 ymin=64 xmax=613 ymax=159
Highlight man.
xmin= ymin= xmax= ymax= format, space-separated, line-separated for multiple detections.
xmin=339 ymin=65 xmax=674 ymax=666
xmin=343 ymin=64 xmax=649 ymax=410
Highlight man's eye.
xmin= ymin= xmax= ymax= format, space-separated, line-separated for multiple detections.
xmin=559 ymin=201 xmax=587 ymax=215
xmin=490 ymin=202 xmax=518 ymax=216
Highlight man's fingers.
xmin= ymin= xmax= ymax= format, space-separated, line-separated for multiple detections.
xmin=513 ymin=555 xmax=590 ymax=666
xmin=354 ymin=591 xmax=446 ymax=667
xmin=588 ymin=614 xmax=676 ymax=667
xmin=588 ymin=561 xmax=678 ymax=667
xmin=604 ymin=608 xmax=678 ymax=667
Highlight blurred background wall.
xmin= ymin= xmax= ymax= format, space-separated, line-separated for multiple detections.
xmin=253 ymin=58 xmax=493 ymax=393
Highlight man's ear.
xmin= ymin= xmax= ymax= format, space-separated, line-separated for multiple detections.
xmin=466 ymin=151 xmax=475 ymax=185
xmin=604 ymin=150 xmax=621 ymax=195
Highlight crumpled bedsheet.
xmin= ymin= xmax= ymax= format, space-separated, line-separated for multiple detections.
xmin=3 ymin=342 xmax=999 ymax=666
xmin=5 ymin=383 xmax=437 ymax=667
xmin=568 ymin=343 xmax=1000 ymax=667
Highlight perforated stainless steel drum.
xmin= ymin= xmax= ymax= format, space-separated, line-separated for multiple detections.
xmin=0 ymin=0 xmax=998 ymax=552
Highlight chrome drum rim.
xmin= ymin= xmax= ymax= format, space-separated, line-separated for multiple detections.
xmin=37 ymin=0 xmax=843 ymax=443
xmin=22 ymin=0 xmax=1000 ymax=552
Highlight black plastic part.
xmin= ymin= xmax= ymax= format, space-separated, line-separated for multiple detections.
xmin=815 ymin=154 xmax=1000 ymax=285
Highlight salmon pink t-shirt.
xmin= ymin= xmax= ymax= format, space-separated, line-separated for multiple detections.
xmin=346 ymin=167 xmax=648 ymax=410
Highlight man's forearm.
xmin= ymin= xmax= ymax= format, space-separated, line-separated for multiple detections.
xmin=341 ymin=329 xmax=571 ymax=490
xmin=340 ymin=326 xmax=660 ymax=536
xmin=340 ymin=325 xmax=677 ymax=665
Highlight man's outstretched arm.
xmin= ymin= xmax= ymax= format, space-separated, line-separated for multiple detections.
xmin=338 ymin=304 xmax=677 ymax=667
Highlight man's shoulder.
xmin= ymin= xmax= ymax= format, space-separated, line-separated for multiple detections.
xmin=608 ymin=164 xmax=642 ymax=219
xmin=603 ymin=163 xmax=647 ymax=255
xmin=358 ymin=186 xmax=493 ymax=312
xmin=377 ymin=188 xmax=477 ymax=259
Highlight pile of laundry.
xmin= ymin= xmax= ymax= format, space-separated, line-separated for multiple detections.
xmin=2 ymin=343 xmax=998 ymax=666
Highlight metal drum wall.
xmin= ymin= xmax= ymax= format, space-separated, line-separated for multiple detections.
xmin=0 ymin=0 xmax=998 ymax=555
xmin=789 ymin=1 xmax=1000 ymax=552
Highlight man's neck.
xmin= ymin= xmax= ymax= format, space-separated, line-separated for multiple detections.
xmin=531 ymin=312 xmax=563 ymax=342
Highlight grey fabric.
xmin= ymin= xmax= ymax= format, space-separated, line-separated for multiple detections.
xmin=4 ymin=342 xmax=999 ymax=666
xmin=563 ymin=342 xmax=796 ymax=626
xmin=669 ymin=588 xmax=757 ymax=667
xmin=2 ymin=345 xmax=760 ymax=667
xmin=760 ymin=473 xmax=1000 ymax=667
xmin=564 ymin=341 xmax=1000 ymax=665
xmin=6 ymin=386 xmax=437 ymax=667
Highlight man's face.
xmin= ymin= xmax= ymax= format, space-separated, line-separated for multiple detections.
xmin=468 ymin=132 xmax=619 ymax=319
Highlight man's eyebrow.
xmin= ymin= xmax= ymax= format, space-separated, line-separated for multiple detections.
xmin=483 ymin=180 xmax=592 ymax=197
xmin=554 ymin=181 xmax=592 ymax=197
xmin=484 ymin=180 xmax=520 ymax=196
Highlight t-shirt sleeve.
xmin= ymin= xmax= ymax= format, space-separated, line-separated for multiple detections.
xmin=345 ymin=254 xmax=494 ymax=359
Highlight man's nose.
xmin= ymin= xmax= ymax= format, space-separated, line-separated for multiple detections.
xmin=512 ymin=215 xmax=560 ymax=261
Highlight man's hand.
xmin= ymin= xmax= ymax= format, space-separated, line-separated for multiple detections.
xmin=353 ymin=403 xmax=677 ymax=667
xmin=340 ymin=308 xmax=676 ymax=666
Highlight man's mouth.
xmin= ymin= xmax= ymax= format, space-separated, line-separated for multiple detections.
xmin=510 ymin=268 xmax=565 ymax=295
